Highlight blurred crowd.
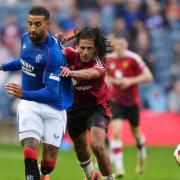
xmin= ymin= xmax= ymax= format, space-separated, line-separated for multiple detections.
xmin=0 ymin=0 xmax=179 ymax=121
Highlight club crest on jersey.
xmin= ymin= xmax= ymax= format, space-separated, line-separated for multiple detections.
xmin=122 ymin=61 xmax=129 ymax=68
xmin=35 ymin=54 xmax=42 ymax=63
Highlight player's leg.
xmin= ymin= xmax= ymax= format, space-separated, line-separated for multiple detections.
xmin=131 ymin=126 xmax=146 ymax=173
xmin=109 ymin=102 xmax=125 ymax=177
xmin=72 ymin=130 xmax=98 ymax=180
xmin=41 ymin=106 xmax=67 ymax=179
xmin=39 ymin=144 xmax=58 ymax=180
xmin=90 ymin=127 xmax=115 ymax=180
xmin=89 ymin=104 xmax=115 ymax=180
xmin=18 ymin=100 xmax=44 ymax=180
xmin=67 ymin=105 xmax=99 ymax=179
xmin=129 ymin=105 xmax=146 ymax=173
xmin=109 ymin=119 xmax=125 ymax=177
xmin=21 ymin=138 xmax=40 ymax=180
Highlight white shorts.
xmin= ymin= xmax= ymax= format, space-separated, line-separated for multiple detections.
xmin=17 ymin=100 xmax=67 ymax=147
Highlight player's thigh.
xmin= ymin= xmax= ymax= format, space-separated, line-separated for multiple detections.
xmin=72 ymin=130 xmax=89 ymax=150
xmin=42 ymin=107 xmax=67 ymax=148
xmin=17 ymin=100 xmax=44 ymax=142
xmin=90 ymin=127 xmax=106 ymax=147
xmin=111 ymin=119 xmax=123 ymax=137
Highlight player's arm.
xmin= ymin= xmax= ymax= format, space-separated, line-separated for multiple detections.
xmin=0 ymin=59 xmax=21 ymax=71
xmin=119 ymin=66 xmax=153 ymax=89
xmin=127 ymin=66 xmax=153 ymax=85
xmin=61 ymin=66 xmax=101 ymax=80
xmin=5 ymin=52 xmax=61 ymax=101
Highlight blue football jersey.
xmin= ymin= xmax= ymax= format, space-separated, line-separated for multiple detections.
xmin=2 ymin=32 xmax=74 ymax=110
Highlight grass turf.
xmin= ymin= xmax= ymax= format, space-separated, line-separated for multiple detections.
xmin=0 ymin=144 xmax=179 ymax=180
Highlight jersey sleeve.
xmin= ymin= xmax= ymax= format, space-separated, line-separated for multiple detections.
xmin=22 ymin=50 xmax=62 ymax=102
xmin=132 ymin=55 xmax=146 ymax=75
xmin=2 ymin=59 xmax=21 ymax=71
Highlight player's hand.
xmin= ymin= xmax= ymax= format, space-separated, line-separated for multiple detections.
xmin=60 ymin=66 xmax=72 ymax=77
xmin=119 ymin=77 xmax=133 ymax=89
xmin=4 ymin=83 xmax=22 ymax=98
xmin=54 ymin=33 xmax=68 ymax=44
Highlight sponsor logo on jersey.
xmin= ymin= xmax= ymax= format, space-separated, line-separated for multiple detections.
xmin=49 ymin=73 xmax=60 ymax=81
xmin=75 ymin=85 xmax=92 ymax=91
xmin=21 ymin=59 xmax=36 ymax=77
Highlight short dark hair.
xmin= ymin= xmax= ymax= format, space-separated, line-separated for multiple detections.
xmin=113 ymin=32 xmax=130 ymax=42
xmin=75 ymin=27 xmax=111 ymax=60
xmin=29 ymin=6 xmax=50 ymax=20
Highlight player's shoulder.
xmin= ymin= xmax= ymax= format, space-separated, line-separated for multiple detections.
xmin=66 ymin=46 xmax=79 ymax=54
xmin=21 ymin=32 xmax=29 ymax=41
xmin=48 ymin=35 xmax=62 ymax=54
xmin=124 ymin=50 xmax=142 ymax=62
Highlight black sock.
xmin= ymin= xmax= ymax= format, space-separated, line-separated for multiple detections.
xmin=24 ymin=158 xmax=40 ymax=180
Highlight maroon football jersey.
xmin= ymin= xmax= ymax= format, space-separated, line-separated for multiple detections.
xmin=107 ymin=50 xmax=146 ymax=106
xmin=65 ymin=46 xmax=109 ymax=107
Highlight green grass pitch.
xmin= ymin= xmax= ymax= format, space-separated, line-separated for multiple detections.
xmin=0 ymin=144 xmax=179 ymax=180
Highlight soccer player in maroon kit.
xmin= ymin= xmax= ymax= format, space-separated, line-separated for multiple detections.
xmin=60 ymin=27 xmax=115 ymax=180
xmin=106 ymin=34 xmax=153 ymax=177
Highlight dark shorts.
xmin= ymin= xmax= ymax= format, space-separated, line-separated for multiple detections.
xmin=67 ymin=104 xmax=110 ymax=138
xmin=110 ymin=102 xmax=139 ymax=127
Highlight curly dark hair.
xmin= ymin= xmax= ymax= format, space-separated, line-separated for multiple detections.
xmin=72 ymin=27 xmax=111 ymax=60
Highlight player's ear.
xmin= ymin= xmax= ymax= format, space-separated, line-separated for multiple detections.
xmin=47 ymin=20 xmax=50 ymax=26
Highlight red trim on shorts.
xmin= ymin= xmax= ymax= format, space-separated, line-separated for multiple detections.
xmin=24 ymin=147 xmax=38 ymax=160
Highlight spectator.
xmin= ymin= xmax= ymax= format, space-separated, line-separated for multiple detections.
xmin=168 ymin=77 xmax=180 ymax=113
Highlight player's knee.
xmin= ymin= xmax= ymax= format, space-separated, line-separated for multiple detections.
xmin=91 ymin=141 xmax=104 ymax=155
xmin=40 ymin=160 xmax=56 ymax=175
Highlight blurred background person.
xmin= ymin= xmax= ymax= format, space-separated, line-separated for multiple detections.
xmin=106 ymin=34 xmax=153 ymax=177
xmin=168 ymin=76 xmax=180 ymax=113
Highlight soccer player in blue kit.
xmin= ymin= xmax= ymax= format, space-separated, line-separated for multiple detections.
xmin=0 ymin=6 xmax=73 ymax=180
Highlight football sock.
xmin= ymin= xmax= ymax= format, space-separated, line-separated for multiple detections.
xmin=102 ymin=173 xmax=115 ymax=180
xmin=24 ymin=147 xmax=40 ymax=180
xmin=40 ymin=160 xmax=56 ymax=175
xmin=79 ymin=158 xmax=94 ymax=179
xmin=137 ymin=135 xmax=146 ymax=149
xmin=109 ymin=139 xmax=124 ymax=171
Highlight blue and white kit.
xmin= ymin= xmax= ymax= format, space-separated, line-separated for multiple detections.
xmin=2 ymin=33 xmax=74 ymax=147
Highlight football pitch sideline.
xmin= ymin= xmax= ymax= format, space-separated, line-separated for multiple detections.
xmin=0 ymin=144 xmax=179 ymax=180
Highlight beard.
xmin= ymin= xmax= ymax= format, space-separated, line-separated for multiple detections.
xmin=29 ymin=31 xmax=45 ymax=44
